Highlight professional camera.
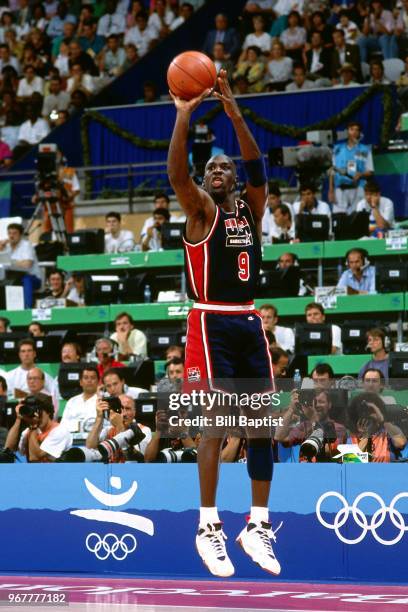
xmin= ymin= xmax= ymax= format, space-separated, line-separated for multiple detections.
xmin=385 ymin=404 xmax=408 ymax=436
xmin=300 ymin=421 xmax=337 ymax=461
xmin=101 ymin=391 xmax=122 ymax=414
xmin=157 ymin=447 xmax=197 ymax=463
xmin=36 ymin=143 xmax=58 ymax=186
xmin=19 ymin=395 xmax=42 ymax=419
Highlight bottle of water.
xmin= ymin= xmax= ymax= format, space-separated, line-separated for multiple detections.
xmin=144 ymin=284 xmax=151 ymax=304
xmin=293 ymin=368 xmax=302 ymax=390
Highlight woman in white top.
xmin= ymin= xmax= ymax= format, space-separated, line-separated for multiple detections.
xmin=240 ymin=14 xmax=272 ymax=60
xmin=265 ymin=40 xmax=293 ymax=91
xmin=280 ymin=11 xmax=306 ymax=63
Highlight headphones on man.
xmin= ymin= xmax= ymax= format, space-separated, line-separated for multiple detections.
xmin=345 ymin=248 xmax=370 ymax=269
xmin=276 ymin=252 xmax=299 ymax=269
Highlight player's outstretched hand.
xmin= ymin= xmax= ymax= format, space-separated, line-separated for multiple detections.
xmin=213 ymin=69 xmax=240 ymax=119
xmin=169 ymin=88 xmax=212 ymax=114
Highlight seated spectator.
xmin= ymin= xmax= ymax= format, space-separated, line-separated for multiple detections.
xmin=97 ymin=0 xmax=126 ymax=38
xmin=54 ymin=41 xmax=70 ymax=77
xmin=17 ymin=64 xmax=44 ymax=100
xmin=336 ymin=10 xmax=360 ymax=44
xmin=126 ymin=0 xmax=144 ymax=29
xmin=232 ymin=74 xmax=250 ymax=94
xmin=122 ymin=42 xmax=139 ymax=71
xmin=212 ymin=42 xmax=234 ymax=81
xmin=271 ymin=347 xmax=289 ymax=379
xmin=69 ymin=89 xmax=88 ymax=113
xmin=148 ymin=0 xmax=175 ymax=39
xmin=60 ymin=365 xmax=99 ymax=435
xmin=262 ymin=183 xmax=294 ymax=240
xmin=26 ymin=367 xmax=50 ymax=398
xmin=304 ymin=31 xmax=332 ymax=84
xmin=170 ymin=2 xmax=195 ymax=31
xmin=329 ymin=121 xmax=373 ymax=214
xmin=286 ymin=63 xmax=315 ymax=91
xmin=104 ymin=210 xmax=134 ymax=253
xmin=51 ymin=21 xmax=77 ymax=61
xmin=244 ymin=0 xmax=275 ymax=18
xmin=309 ymin=10 xmax=334 ymax=46
xmin=43 ymin=269 xmax=68 ymax=299
xmin=265 ymin=40 xmax=293 ymax=91
xmin=305 ymin=302 xmax=342 ymax=354
xmin=280 ymin=11 xmax=306 ymax=63
xmin=310 ymin=363 xmax=335 ymax=388
xmin=331 ymin=29 xmax=362 ymax=83
xmin=165 ymin=357 xmax=185 ymax=382
xmin=202 ymin=12 xmax=240 ymax=60
xmin=271 ymin=0 xmax=302 ymax=38
xmin=78 ymin=18 xmax=105 ymax=59
xmin=361 ymin=367 xmax=396 ymax=404
xmin=67 ymin=62 xmax=95 ymax=96
xmin=7 ymin=338 xmax=55 ymax=398
xmin=140 ymin=194 xmax=175 ymax=241
xmin=276 ymin=251 xmax=311 ymax=296
xmin=15 ymin=103 xmax=50 ymax=161
xmin=0 ymin=222 xmax=41 ymax=308
xmin=165 ymin=345 xmax=184 ymax=361
xmin=337 ymin=248 xmax=376 ymax=294
xmin=0 ymin=317 xmax=10 ymax=333
xmin=124 ymin=11 xmax=157 ymax=57
xmin=65 ymin=273 xmax=86 ymax=305
xmin=68 ymin=40 xmax=98 ymax=77
xmin=144 ymin=403 xmax=196 ymax=463
xmin=42 ymin=76 xmax=70 ymax=121
xmin=47 ymin=2 xmax=76 ymax=40
xmin=28 ymin=322 xmax=45 ymax=337
xmin=240 ymin=14 xmax=272 ymax=60
xmin=356 ymin=180 xmax=395 ymax=236
xmin=358 ymin=0 xmax=398 ymax=62
xmin=99 ymin=34 xmax=126 ymax=77
xmin=0 ymin=12 xmax=17 ymax=45
xmin=367 ymin=58 xmax=390 ymax=84
xmin=232 ymin=45 xmax=265 ymax=93
xmin=269 ymin=203 xmax=296 ymax=242
xmin=359 ymin=328 xmax=389 ymax=380
xmin=61 ymin=341 xmax=82 ymax=363
xmin=136 ymin=80 xmax=158 ymax=103
xmin=0 ymin=43 xmax=20 ymax=74
xmin=293 ymin=183 xmax=331 ymax=217
xmin=334 ymin=63 xmax=359 ymax=87
xmin=347 ymin=392 xmax=406 ymax=461
xmin=259 ymin=303 xmax=295 ymax=352
xmin=110 ymin=311 xmax=147 ymax=359
xmin=95 ymin=338 xmax=125 ymax=381
xmin=141 ymin=207 xmax=170 ymax=251
xmin=102 ymin=367 xmax=147 ymax=400
xmin=275 ymin=388 xmax=347 ymax=462
xmin=5 ymin=393 xmax=72 ymax=462
xmin=76 ymin=5 xmax=94 ymax=38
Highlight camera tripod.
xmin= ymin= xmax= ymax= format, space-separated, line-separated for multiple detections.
xmin=25 ymin=192 xmax=68 ymax=247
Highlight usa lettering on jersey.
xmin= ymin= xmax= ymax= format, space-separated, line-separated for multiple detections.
xmin=224 ymin=216 xmax=253 ymax=247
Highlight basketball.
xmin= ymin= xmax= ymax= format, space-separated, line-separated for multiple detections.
xmin=167 ymin=51 xmax=217 ymax=100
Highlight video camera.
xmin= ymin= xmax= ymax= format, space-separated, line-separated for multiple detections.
xmin=19 ymin=395 xmax=43 ymax=419
xmin=35 ymin=144 xmax=63 ymax=200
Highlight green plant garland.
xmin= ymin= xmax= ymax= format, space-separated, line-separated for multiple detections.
xmin=81 ymin=84 xmax=394 ymax=194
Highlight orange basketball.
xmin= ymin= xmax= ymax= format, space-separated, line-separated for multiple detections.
xmin=167 ymin=51 xmax=217 ymax=100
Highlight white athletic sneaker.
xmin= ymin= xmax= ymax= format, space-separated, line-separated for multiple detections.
xmin=195 ymin=522 xmax=235 ymax=577
xmin=236 ymin=520 xmax=282 ymax=575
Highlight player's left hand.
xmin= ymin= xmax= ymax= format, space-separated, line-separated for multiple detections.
xmin=169 ymin=88 xmax=212 ymax=114
xmin=213 ymin=69 xmax=240 ymax=119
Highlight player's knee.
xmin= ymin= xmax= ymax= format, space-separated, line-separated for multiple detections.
xmin=247 ymin=438 xmax=273 ymax=481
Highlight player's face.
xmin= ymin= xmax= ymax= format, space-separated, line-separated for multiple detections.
xmin=260 ymin=308 xmax=277 ymax=330
xmin=204 ymin=156 xmax=236 ymax=201
xmin=306 ymin=308 xmax=324 ymax=324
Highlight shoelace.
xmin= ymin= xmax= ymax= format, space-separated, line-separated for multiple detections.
xmin=205 ymin=524 xmax=228 ymax=559
xmin=256 ymin=521 xmax=283 ymax=557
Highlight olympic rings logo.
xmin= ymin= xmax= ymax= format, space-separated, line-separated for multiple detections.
xmin=85 ymin=532 xmax=137 ymax=560
xmin=316 ymin=491 xmax=408 ymax=546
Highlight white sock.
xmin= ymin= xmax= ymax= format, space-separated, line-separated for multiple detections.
xmin=250 ymin=506 xmax=269 ymax=523
xmin=199 ymin=506 xmax=220 ymax=527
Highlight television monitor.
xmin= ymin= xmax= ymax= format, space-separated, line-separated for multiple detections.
xmin=257 ymin=266 xmax=300 ymax=298
xmin=110 ymin=360 xmax=155 ymax=390
xmin=84 ymin=274 xmax=124 ymax=306
xmin=161 ymin=223 xmax=184 ymax=250
xmin=295 ymin=214 xmax=330 ymax=242
xmin=33 ymin=332 xmax=66 ymax=362
xmin=341 ymin=320 xmax=377 ymax=355
xmin=389 ymin=352 xmax=408 ymax=388
xmin=58 ymin=362 xmax=91 ymax=400
xmin=146 ymin=329 xmax=181 ymax=360
xmin=135 ymin=393 xmax=158 ymax=430
xmin=67 ymin=229 xmax=105 ymax=255
xmin=295 ymin=323 xmax=332 ymax=356
xmin=332 ymin=211 xmax=369 ymax=241
xmin=376 ymin=262 xmax=408 ymax=293
xmin=0 ymin=332 xmax=29 ymax=364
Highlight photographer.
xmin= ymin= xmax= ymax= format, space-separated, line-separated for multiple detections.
xmin=4 ymin=394 xmax=72 ymax=462
xmin=275 ymin=388 xmax=347 ymax=462
xmin=86 ymin=393 xmax=151 ymax=462
xmin=141 ymin=207 xmax=170 ymax=251
xmin=144 ymin=406 xmax=196 ymax=463
xmin=347 ymin=392 xmax=406 ymax=462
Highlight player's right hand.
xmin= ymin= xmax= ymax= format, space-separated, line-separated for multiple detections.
xmin=169 ymin=88 xmax=212 ymax=114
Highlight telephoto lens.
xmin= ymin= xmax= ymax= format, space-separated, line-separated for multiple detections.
xmin=300 ymin=427 xmax=324 ymax=460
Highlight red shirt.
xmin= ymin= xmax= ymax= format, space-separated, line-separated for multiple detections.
xmin=97 ymin=359 xmax=125 ymax=382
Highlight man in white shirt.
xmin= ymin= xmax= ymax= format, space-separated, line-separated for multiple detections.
xmin=60 ymin=365 xmax=99 ymax=439
xmin=293 ymin=184 xmax=331 ymax=217
xmin=110 ymin=311 xmax=147 ymax=358
xmin=0 ymin=222 xmax=41 ymax=307
xmin=305 ymin=302 xmax=342 ymax=354
xmin=140 ymin=192 xmax=178 ymax=240
xmin=269 ymin=203 xmax=296 ymax=242
xmin=5 ymin=393 xmax=72 ymax=461
xmin=102 ymin=368 xmax=148 ymax=401
xmin=42 ymin=76 xmax=70 ymax=119
xmin=0 ymin=44 xmax=20 ymax=74
xmin=17 ymin=104 xmax=50 ymax=147
xmin=97 ymin=0 xmax=126 ymax=37
xmin=17 ymin=65 xmax=44 ymax=99
xmin=170 ymin=2 xmax=194 ymax=31
xmin=7 ymin=339 xmax=55 ymax=398
xmin=259 ymin=303 xmax=295 ymax=353
xmin=104 ymin=211 xmax=134 ymax=253
xmin=356 ymin=180 xmax=394 ymax=237
xmin=286 ymin=64 xmax=315 ymax=92
xmin=124 ymin=11 xmax=157 ymax=57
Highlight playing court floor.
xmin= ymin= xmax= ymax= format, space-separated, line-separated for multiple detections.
xmin=0 ymin=576 xmax=407 ymax=612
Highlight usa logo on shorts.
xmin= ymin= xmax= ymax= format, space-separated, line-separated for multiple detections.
xmin=187 ymin=367 xmax=201 ymax=382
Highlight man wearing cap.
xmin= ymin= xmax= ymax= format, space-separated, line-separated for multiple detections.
xmin=334 ymin=63 xmax=359 ymax=87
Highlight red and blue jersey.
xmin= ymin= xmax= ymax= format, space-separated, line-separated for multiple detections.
xmin=183 ymin=200 xmax=261 ymax=304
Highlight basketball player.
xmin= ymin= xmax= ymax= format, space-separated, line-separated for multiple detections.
xmin=168 ymin=70 xmax=280 ymax=578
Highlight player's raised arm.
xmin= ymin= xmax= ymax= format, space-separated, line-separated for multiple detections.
xmin=167 ymin=91 xmax=215 ymax=220
xmin=213 ymin=70 xmax=268 ymax=226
